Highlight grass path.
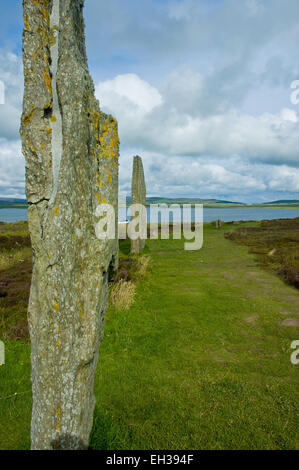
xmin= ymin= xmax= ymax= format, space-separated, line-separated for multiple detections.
xmin=0 ymin=223 xmax=298 ymax=449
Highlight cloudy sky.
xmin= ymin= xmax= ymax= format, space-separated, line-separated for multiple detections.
xmin=0 ymin=0 xmax=299 ymax=202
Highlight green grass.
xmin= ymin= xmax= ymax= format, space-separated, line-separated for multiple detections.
xmin=0 ymin=341 xmax=31 ymax=450
xmin=0 ymin=222 xmax=298 ymax=449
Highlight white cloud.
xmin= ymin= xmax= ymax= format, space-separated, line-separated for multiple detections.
xmin=0 ymin=139 xmax=25 ymax=198
xmin=268 ymin=165 xmax=299 ymax=192
xmin=280 ymin=108 xmax=298 ymax=123
xmin=0 ymin=50 xmax=23 ymax=140
xmin=96 ymin=73 xmax=162 ymax=116
xmin=96 ymin=71 xmax=299 ymax=167
xmin=95 ymin=69 xmax=299 ymax=202
xmin=118 ymin=150 xmax=298 ymax=202
xmin=0 ymin=50 xmax=24 ymax=197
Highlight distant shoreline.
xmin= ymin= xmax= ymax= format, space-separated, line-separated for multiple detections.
xmin=1 ymin=203 xmax=299 ymax=210
xmin=0 ymin=204 xmax=28 ymax=209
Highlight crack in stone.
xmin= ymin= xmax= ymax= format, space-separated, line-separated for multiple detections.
xmin=28 ymin=198 xmax=50 ymax=206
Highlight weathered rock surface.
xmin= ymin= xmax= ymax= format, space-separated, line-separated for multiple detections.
xmin=20 ymin=0 xmax=119 ymax=450
xmin=131 ymin=156 xmax=146 ymax=254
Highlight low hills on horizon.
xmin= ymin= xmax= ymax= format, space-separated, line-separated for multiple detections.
xmin=126 ymin=197 xmax=299 ymax=207
xmin=1 ymin=197 xmax=299 ymax=208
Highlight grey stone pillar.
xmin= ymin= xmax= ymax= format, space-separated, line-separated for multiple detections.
xmin=130 ymin=156 xmax=146 ymax=254
xmin=20 ymin=0 xmax=119 ymax=449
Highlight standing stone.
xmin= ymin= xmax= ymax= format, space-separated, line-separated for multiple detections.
xmin=215 ymin=219 xmax=222 ymax=229
xmin=130 ymin=156 xmax=146 ymax=254
xmin=20 ymin=0 xmax=119 ymax=450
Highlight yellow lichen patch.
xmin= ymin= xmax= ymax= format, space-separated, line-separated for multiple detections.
xmin=22 ymin=107 xmax=35 ymax=125
xmin=48 ymin=252 xmax=52 ymax=258
xmin=55 ymin=408 xmax=61 ymax=430
xmin=106 ymin=170 xmax=113 ymax=185
xmin=98 ymin=116 xmax=119 ymax=170
xmin=44 ymin=49 xmax=50 ymax=65
xmin=53 ymin=207 xmax=59 ymax=216
xmin=54 ymin=302 xmax=59 ymax=311
xmin=50 ymin=115 xmax=57 ymax=123
xmin=46 ymin=127 xmax=52 ymax=134
xmin=24 ymin=14 xmax=30 ymax=31
xmin=96 ymin=193 xmax=107 ymax=204
xmin=43 ymin=71 xmax=52 ymax=95
xmin=40 ymin=6 xmax=50 ymax=27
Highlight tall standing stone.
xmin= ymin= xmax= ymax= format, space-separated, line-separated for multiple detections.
xmin=20 ymin=0 xmax=119 ymax=449
xmin=130 ymin=156 xmax=146 ymax=254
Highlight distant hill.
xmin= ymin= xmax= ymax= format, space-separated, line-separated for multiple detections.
xmin=126 ymin=197 xmax=244 ymax=205
xmin=147 ymin=197 xmax=244 ymax=204
xmin=0 ymin=198 xmax=27 ymax=204
xmin=2 ymin=197 xmax=298 ymax=207
xmin=263 ymin=200 xmax=299 ymax=205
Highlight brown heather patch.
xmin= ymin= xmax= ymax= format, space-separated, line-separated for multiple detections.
xmin=6 ymin=319 xmax=29 ymax=341
xmin=114 ymin=258 xmax=135 ymax=283
xmin=115 ymin=255 xmax=151 ymax=283
xmin=225 ymin=218 xmax=299 ymax=289
xmin=0 ymin=221 xmax=28 ymax=234
xmin=0 ymin=257 xmax=32 ymax=341
xmin=0 ymin=235 xmax=31 ymax=251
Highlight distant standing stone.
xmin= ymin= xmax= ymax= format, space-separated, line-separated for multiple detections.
xmin=131 ymin=156 xmax=146 ymax=254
